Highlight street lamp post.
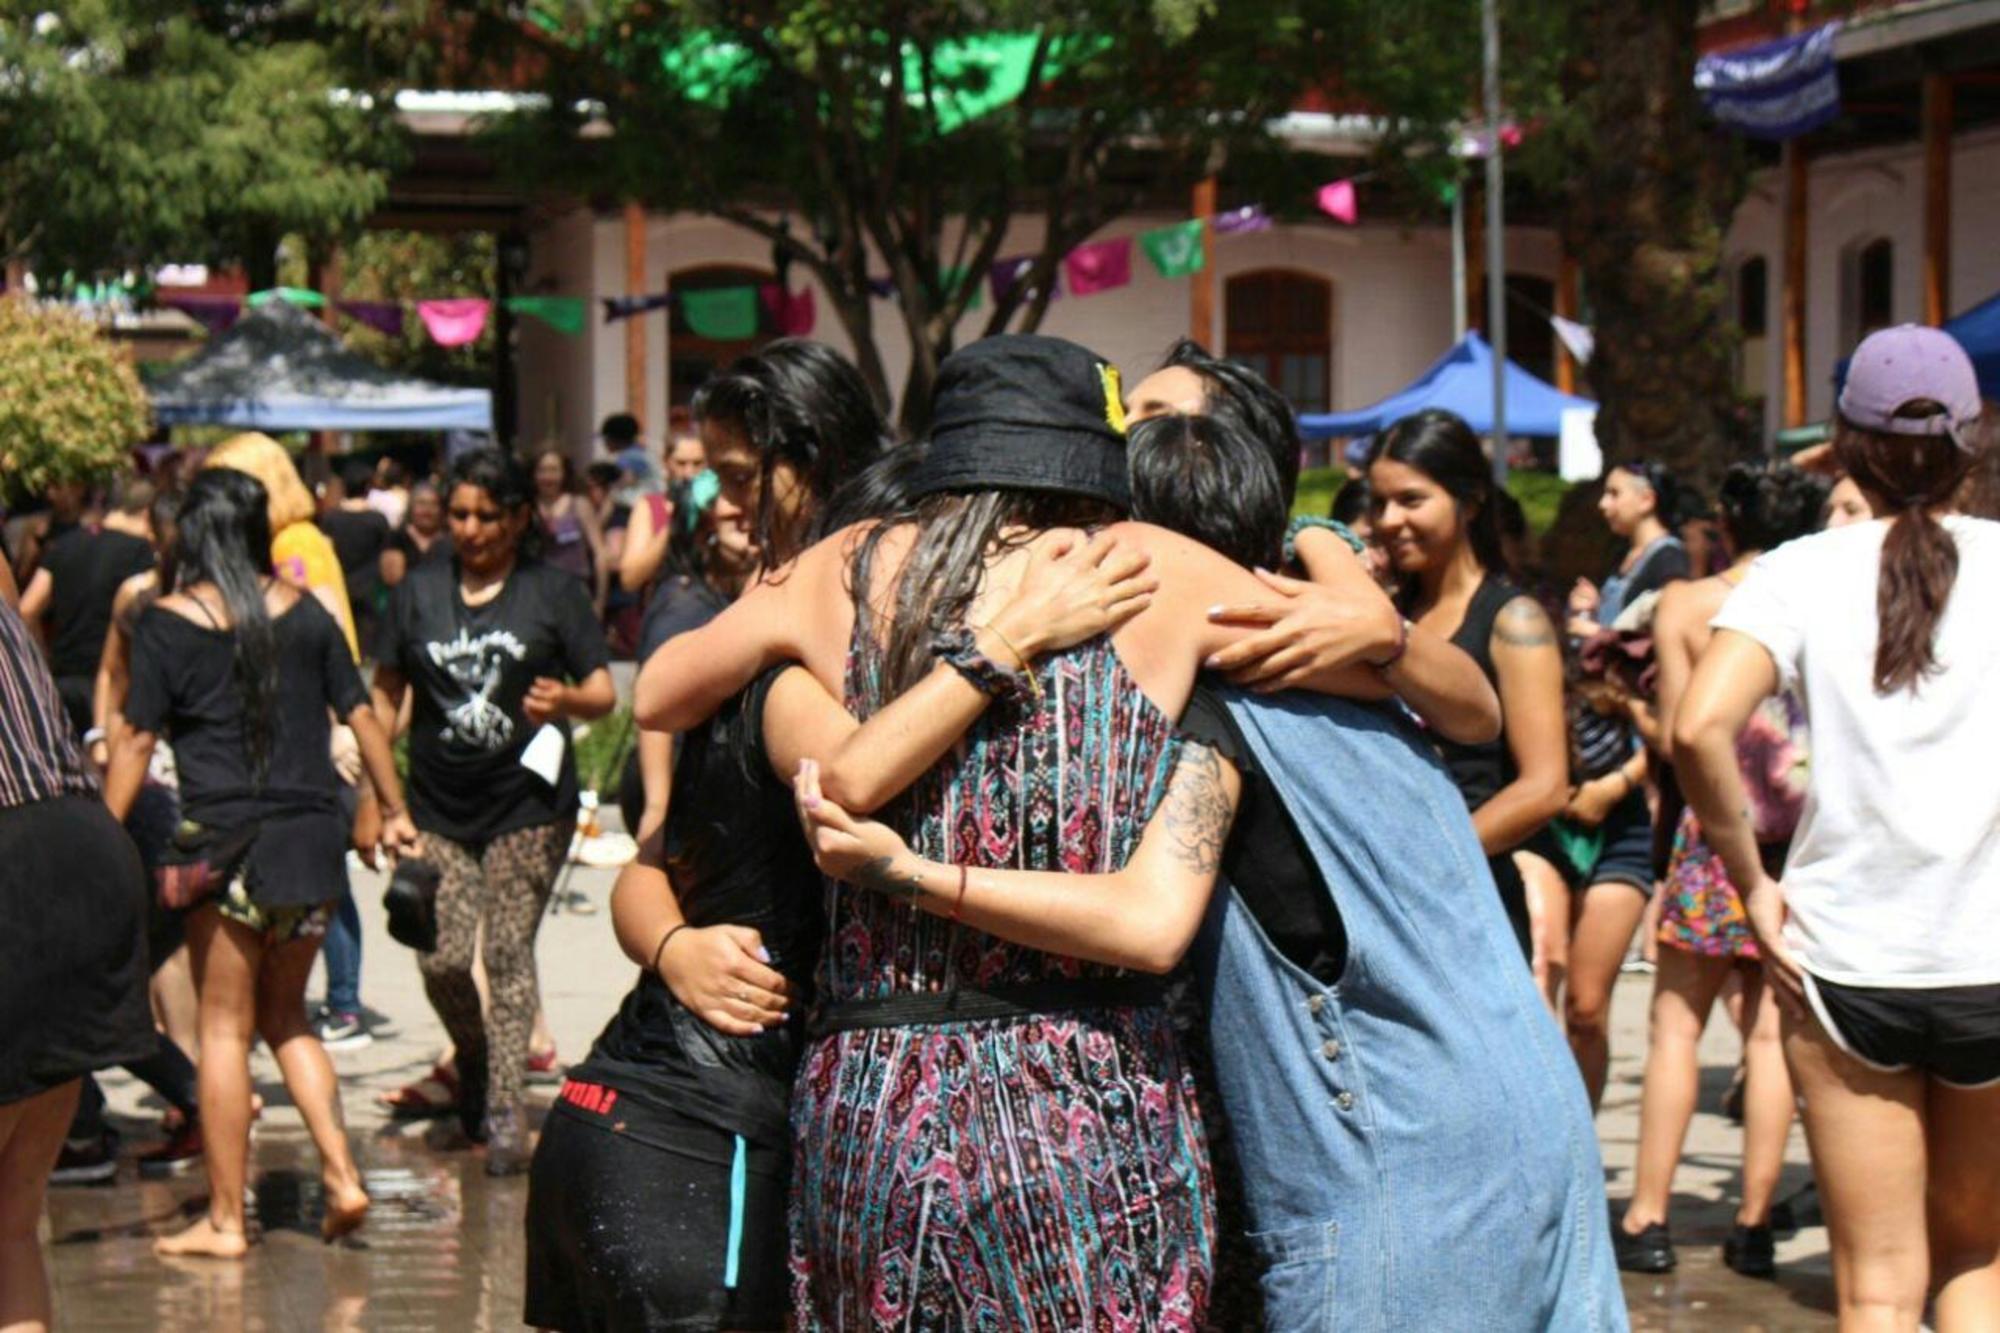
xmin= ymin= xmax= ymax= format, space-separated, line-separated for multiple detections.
xmin=1483 ymin=0 xmax=1508 ymax=485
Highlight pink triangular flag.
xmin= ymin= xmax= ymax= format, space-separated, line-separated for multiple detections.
xmin=417 ymin=298 xmax=491 ymax=346
xmin=1315 ymin=179 xmax=1358 ymax=225
xmin=1063 ymin=237 xmax=1132 ymax=296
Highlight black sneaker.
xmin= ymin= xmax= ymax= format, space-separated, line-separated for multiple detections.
xmin=137 ymin=1118 xmax=204 ymax=1178
xmin=1769 ymin=1180 xmax=1818 ymax=1236
xmin=1723 ymin=1224 xmax=1777 ymax=1279
xmin=50 ymin=1133 xmax=118 ymax=1186
xmin=313 ymin=1008 xmax=373 ymax=1051
xmin=1613 ymin=1220 xmax=1677 ymax=1273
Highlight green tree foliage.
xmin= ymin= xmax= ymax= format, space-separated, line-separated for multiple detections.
xmin=478 ymin=0 xmax=1349 ymax=428
xmin=0 ymin=296 xmax=151 ymax=496
xmin=0 ymin=2 xmax=408 ymax=283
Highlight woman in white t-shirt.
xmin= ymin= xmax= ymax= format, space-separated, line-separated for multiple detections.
xmin=1677 ymin=325 xmax=2000 ymax=1330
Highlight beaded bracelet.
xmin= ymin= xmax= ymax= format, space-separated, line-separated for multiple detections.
xmin=932 ymin=626 xmax=1030 ymax=702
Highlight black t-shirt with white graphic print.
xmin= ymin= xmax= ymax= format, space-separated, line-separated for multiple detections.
xmin=378 ymin=557 xmax=611 ymax=843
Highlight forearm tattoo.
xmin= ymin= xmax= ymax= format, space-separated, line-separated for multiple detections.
xmin=855 ymin=855 xmax=930 ymax=904
xmin=1162 ymin=743 xmax=1232 ymax=874
xmin=1495 ymin=598 xmax=1556 ymax=648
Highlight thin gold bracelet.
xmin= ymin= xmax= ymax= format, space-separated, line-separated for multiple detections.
xmin=975 ymin=621 xmax=1044 ymax=710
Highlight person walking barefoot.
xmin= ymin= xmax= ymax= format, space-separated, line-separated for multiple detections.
xmin=105 ymin=471 xmax=418 ymax=1257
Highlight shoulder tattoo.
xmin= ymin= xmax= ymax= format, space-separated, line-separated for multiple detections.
xmin=1494 ymin=597 xmax=1555 ymax=648
xmin=1162 ymin=742 xmax=1233 ymax=875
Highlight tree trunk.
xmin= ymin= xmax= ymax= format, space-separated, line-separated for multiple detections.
xmin=1561 ymin=0 xmax=1750 ymax=497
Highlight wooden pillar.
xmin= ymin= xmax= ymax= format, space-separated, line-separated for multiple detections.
xmin=1554 ymin=248 xmax=1580 ymax=394
xmin=1922 ymin=73 xmax=1954 ymax=327
xmin=1782 ymin=142 xmax=1809 ymax=430
xmin=623 ymin=201 xmax=648 ymax=430
xmin=1190 ymin=176 xmax=1217 ymax=350
xmin=1464 ymin=183 xmax=1487 ymax=334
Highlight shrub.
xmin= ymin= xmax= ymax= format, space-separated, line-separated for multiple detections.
xmin=0 ymin=296 xmax=150 ymax=500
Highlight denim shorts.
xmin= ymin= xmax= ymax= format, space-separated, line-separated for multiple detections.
xmin=1548 ymin=788 xmax=1655 ymax=894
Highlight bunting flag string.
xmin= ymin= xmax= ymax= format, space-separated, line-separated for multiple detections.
xmin=337 ymin=299 xmax=405 ymax=337
xmin=680 ymin=286 xmax=760 ymax=340
xmin=1212 ymin=205 xmax=1271 ymax=236
xmin=1315 ymin=179 xmax=1359 ymax=225
xmin=1064 ymin=237 xmax=1132 ymax=296
xmin=506 ymin=295 xmax=587 ymax=335
xmin=602 ymin=292 xmax=675 ymax=323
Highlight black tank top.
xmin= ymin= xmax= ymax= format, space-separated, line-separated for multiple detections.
xmin=1435 ymin=574 xmax=1523 ymax=816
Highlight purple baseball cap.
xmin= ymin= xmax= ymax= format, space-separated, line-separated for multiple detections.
xmin=1837 ymin=324 xmax=1982 ymax=451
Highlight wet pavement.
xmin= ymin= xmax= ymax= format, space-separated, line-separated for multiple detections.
xmin=47 ymin=857 xmax=1840 ymax=1329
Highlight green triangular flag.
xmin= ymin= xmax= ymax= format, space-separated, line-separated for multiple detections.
xmin=505 ymin=296 xmax=586 ymax=335
xmin=680 ymin=286 xmax=760 ymax=340
xmin=940 ymin=265 xmax=984 ymax=311
xmin=248 ymin=286 xmax=326 ymax=308
xmin=1139 ymin=219 xmax=1206 ymax=279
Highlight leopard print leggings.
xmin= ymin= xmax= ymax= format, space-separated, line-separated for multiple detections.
xmin=418 ymin=820 xmax=573 ymax=1109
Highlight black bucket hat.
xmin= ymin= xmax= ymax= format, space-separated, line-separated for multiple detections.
xmin=910 ymin=334 xmax=1131 ymax=508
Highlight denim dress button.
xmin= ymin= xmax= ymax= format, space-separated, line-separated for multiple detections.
xmin=1321 ymin=1039 xmax=1341 ymax=1061
xmin=1336 ymin=1091 xmax=1356 ymax=1111
xmin=1307 ymin=993 xmax=1326 ymax=1015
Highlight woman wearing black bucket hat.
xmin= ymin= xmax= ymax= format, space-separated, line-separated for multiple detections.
xmin=637 ymin=334 xmax=1429 ymax=1328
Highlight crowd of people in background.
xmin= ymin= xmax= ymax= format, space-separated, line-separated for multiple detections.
xmin=2 ymin=318 xmax=1997 ymax=1333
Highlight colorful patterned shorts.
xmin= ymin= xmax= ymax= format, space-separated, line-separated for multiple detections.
xmin=1657 ymin=806 xmax=1758 ymax=959
xmin=215 ymin=874 xmax=331 ymax=945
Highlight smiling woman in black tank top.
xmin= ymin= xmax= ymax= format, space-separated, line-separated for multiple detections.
xmin=1367 ymin=411 xmax=1570 ymax=969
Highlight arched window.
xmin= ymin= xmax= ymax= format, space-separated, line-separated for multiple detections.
xmin=1225 ymin=270 xmax=1333 ymax=412
xmin=668 ymin=263 xmax=778 ymax=407
xmin=1841 ymin=237 xmax=1894 ymax=349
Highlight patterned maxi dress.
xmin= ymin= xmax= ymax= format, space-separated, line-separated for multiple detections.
xmin=789 ymin=633 xmax=1214 ymax=1331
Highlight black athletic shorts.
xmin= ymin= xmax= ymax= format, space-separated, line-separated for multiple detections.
xmin=1804 ymin=973 xmax=2000 ymax=1089
xmin=524 ymin=1081 xmax=790 ymax=1332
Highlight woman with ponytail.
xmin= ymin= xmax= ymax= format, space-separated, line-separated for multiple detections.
xmin=103 ymin=469 xmax=418 ymax=1258
xmin=1678 ymin=326 xmax=2000 ymax=1329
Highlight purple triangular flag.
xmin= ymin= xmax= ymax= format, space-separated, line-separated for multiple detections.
xmin=1213 ymin=205 xmax=1272 ymax=236
xmin=337 ymin=299 xmax=404 ymax=337
xmin=602 ymin=292 xmax=675 ymax=323
xmin=160 ymin=295 xmax=243 ymax=334
xmin=987 ymin=255 xmax=1059 ymax=306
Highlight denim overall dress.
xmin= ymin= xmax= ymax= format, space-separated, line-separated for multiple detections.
xmin=1190 ymin=691 xmax=1627 ymax=1331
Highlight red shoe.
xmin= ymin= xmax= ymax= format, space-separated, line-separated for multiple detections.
xmin=138 ymin=1118 xmax=204 ymax=1179
xmin=525 ymin=1047 xmax=562 ymax=1085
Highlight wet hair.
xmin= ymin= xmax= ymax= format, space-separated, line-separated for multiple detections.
xmin=173 ymin=469 xmax=277 ymax=782
xmin=1159 ymin=339 xmax=1303 ymax=503
xmin=1714 ymin=462 xmax=1827 ymax=556
xmin=148 ymin=488 xmax=181 ymax=592
xmin=1128 ymin=412 xmax=1286 ymax=571
xmin=1369 ymin=408 xmax=1508 ymax=574
xmin=1834 ymin=400 xmax=1981 ymax=693
xmin=445 ymin=447 xmax=543 ymax=561
xmin=1608 ymin=459 xmax=1689 ymax=530
xmin=693 ymin=338 xmax=890 ymax=563
xmin=1329 ymin=476 xmax=1373 ymax=528
xmin=585 ymin=460 xmax=623 ymax=493
xmin=820 ymin=440 xmax=928 ymax=535
xmin=853 ymin=490 xmax=1120 ymax=703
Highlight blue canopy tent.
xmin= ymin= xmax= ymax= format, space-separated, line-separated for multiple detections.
xmin=149 ymin=301 xmax=492 ymax=432
xmin=1297 ymin=333 xmax=1596 ymax=441
xmin=1833 ymin=293 xmax=2000 ymax=401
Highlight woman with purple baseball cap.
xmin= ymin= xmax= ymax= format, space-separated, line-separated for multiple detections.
xmin=1676 ymin=324 xmax=2000 ymax=1326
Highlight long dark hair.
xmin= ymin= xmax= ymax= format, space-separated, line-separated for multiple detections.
xmin=1715 ymin=461 xmax=1826 ymax=557
xmin=446 ymin=447 xmax=542 ymax=562
xmin=1370 ymin=408 xmax=1508 ymax=574
xmin=1834 ymin=402 xmax=1979 ymax=693
xmin=853 ymin=491 xmax=1120 ymax=703
xmin=693 ymin=338 xmax=890 ymax=564
xmin=1128 ymin=412 xmax=1286 ymax=571
xmin=1160 ymin=338 xmax=1304 ymax=504
xmin=174 ymin=469 xmax=277 ymax=782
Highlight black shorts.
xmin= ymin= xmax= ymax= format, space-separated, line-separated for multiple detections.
xmin=524 ymin=1085 xmax=789 ymax=1332
xmin=1804 ymin=974 xmax=2000 ymax=1089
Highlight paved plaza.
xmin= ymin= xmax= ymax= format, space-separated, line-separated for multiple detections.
xmin=46 ymin=855 xmax=1839 ymax=1330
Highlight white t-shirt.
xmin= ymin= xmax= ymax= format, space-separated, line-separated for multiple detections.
xmin=1713 ymin=516 xmax=2000 ymax=988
